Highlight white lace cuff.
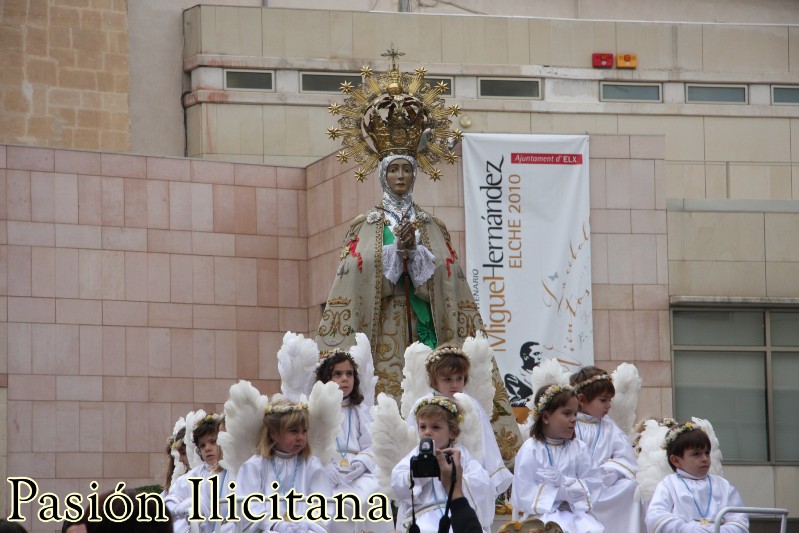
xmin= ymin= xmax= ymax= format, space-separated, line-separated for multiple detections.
xmin=382 ymin=244 xmax=436 ymax=286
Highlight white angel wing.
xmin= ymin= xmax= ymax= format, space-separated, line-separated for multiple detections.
xmin=692 ymin=417 xmax=724 ymax=477
xmin=608 ymin=363 xmax=642 ymax=438
xmin=635 ymin=419 xmax=672 ymax=505
xmin=454 ymin=392 xmax=483 ymax=464
xmin=400 ymin=342 xmax=433 ymax=420
xmin=462 ymin=333 xmax=494 ymax=417
xmin=308 ymin=381 xmax=344 ymax=465
xmin=184 ymin=409 xmax=207 ymax=470
xmin=172 ymin=416 xmax=186 ymax=438
xmin=518 ymin=417 xmax=533 ymax=444
xmin=369 ymin=393 xmax=418 ymax=500
xmin=350 ymin=332 xmax=377 ymax=408
xmin=170 ymin=449 xmax=187 ymax=486
xmin=218 ymin=380 xmax=269 ymax=479
xmin=168 ymin=415 xmax=188 ymax=486
xmin=278 ymin=331 xmax=320 ymax=402
xmin=530 ymin=357 xmax=570 ymax=399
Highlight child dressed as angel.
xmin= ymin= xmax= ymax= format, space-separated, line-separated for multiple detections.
xmin=645 ymin=422 xmax=748 ymax=533
xmin=392 ymin=396 xmax=495 ymax=533
xmin=164 ymin=413 xmax=231 ymax=533
xmin=233 ymin=399 xmax=330 ymax=533
xmin=403 ymin=340 xmax=513 ymax=495
xmin=570 ymin=366 xmax=643 ymax=531
xmin=315 ymin=344 xmax=393 ymax=533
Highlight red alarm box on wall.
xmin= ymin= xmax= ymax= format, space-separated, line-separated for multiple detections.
xmin=592 ymin=53 xmax=614 ymax=68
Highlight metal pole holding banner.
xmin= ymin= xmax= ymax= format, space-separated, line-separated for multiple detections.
xmin=712 ymin=507 xmax=789 ymax=533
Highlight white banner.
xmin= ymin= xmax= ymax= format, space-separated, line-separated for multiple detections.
xmin=463 ymin=134 xmax=593 ymax=407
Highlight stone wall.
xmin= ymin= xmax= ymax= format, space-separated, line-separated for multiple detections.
xmin=0 ymin=144 xmax=306 ymax=529
xmin=0 ymin=0 xmax=130 ymax=152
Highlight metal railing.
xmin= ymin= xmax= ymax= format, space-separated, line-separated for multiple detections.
xmin=713 ymin=506 xmax=789 ymax=533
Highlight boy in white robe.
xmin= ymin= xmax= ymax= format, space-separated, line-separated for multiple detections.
xmin=164 ymin=414 xmax=231 ymax=533
xmin=406 ymin=344 xmax=513 ymax=494
xmin=646 ymin=422 xmax=748 ymax=533
xmin=571 ymin=366 xmax=643 ymax=532
xmin=392 ymin=397 xmax=495 ymax=533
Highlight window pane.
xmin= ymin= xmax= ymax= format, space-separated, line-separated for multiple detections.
xmin=673 ymin=310 xmax=764 ymax=346
xmin=301 ymin=74 xmax=361 ymax=93
xmin=771 ymin=312 xmax=799 ymax=346
xmin=773 ymin=87 xmax=799 ymax=104
xmin=674 ymin=351 xmax=767 ymax=461
xmin=687 ymin=85 xmax=746 ymax=103
xmin=773 ymin=351 xmax=799 ymax=461
xmin=480 ymin=79 xmax=539 ymax=98
xmin=601 ymin=84 xmax=660 ymax=101
xmin=425 ymin=77 xmax=453 ymax=96
xmin=225 ymin=71 xmax=273 ymax=90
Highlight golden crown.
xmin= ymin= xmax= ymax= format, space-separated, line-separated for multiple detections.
xmin=327 ymin=45 xmax=462 ymax=182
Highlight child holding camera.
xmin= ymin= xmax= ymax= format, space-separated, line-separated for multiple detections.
xmin=392 ymin=396 xmax=494 ymax=533
xmin=405 ymin=343 xmax=513 ymax=494
xmin=511 ymin=384 xmax=604 ymax=533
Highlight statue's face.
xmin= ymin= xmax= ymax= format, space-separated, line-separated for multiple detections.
xmin=385 ymin=158 xmax=414 ymax=196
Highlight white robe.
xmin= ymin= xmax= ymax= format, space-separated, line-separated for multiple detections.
xmin=327 ymin=401 xmax=392 ymax=533
xmin=645 ymin=473 xmax=749 ymax=533
xmin=164 ymin=463 xmax=231 ymax=533
xmin=408 ymin=391 xmax=513 ymax=494
xmin=231 ymin=453 xmax=332 ymax=532
xmin=391 ymin=444 xmax=494 ymax=533
xmin=576 ymin=413 xmax=644 ymax=532
xmin=511 ymin=437 xmax=604 ymax=533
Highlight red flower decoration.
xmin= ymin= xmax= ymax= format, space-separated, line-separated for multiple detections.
xmin=445 ymin=241 xmax=457 ymax=277
xmin=346 ymin=237 xmax=363 ymax=272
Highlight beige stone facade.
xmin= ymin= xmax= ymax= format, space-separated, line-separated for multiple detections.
xmin=0 ymin=0 xmax=131 ymax=153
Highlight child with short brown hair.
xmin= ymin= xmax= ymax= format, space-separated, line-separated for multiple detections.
xmin=164 ymin=413 xmax=229 ymax=533
xmin=646 ymin=422 xmax=748 ymax=532
xmin=570 ymin=366 xmax=642 ymax=531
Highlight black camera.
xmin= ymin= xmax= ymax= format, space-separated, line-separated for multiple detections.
xmin=410 ymin=437 xmax=440 ymax=478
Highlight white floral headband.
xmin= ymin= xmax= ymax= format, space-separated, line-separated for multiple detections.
xmin=318 ymin=348 xmax=353 ymax=368
xmin=194 ymin=413 xmax=222 ymax=430
xmin=664 ymin=421 xmax=702 ymax=446
xmin=414 ymin=396 xmax=462 ymax=422
xmin=573 ymin=373 xmax=611 ymax=393
xmin=168 ymin=436 xmax=184 ymax=451
xmin=533 ymin=384 xmax=574 ymax=420
xmin=265 ymin=402 xmax=309 ymax=416
xmin=425 ymin=345 xmax=468 ymax=367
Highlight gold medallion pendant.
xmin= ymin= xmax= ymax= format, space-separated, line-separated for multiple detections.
xmin=340 ymin=457 xmax=349 ymax=468
xmin=699 ymin=519 xmax=710 ymax=526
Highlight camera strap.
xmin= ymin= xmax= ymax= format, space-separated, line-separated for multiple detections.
xmin=436 ymin=463 xmax=457 ymax=533
xmin=408 ymin=477 xmax=421 ymax=533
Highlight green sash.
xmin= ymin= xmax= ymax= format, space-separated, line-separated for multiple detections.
xmin=383 ymin=225 xmax=437 ymax=349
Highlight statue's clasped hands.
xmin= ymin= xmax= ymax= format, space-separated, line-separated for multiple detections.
xmin=396 ymin=221 xmax=417 ymax=257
